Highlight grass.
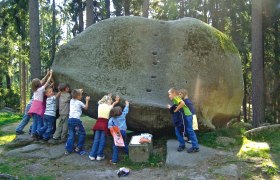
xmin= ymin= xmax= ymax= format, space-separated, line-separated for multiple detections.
xmin=196 ymin=125 xmax=244 ymax=149
xmin=117 ymin=153 xmax=164 ymax=170
xmin=0 ymin=112 xmax=22 ymax=127
xmin=241 ymin=129 xmax=280 ymax=176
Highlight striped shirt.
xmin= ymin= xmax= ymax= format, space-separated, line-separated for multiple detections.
xmin=44 ymin=96 xmax=57 ymax=117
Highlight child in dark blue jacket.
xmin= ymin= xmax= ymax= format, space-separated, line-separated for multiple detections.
xmin=169 ymin=104 xmax=186 ymax=152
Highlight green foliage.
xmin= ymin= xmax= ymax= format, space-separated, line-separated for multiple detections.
xmin=0 ymin=112 xmax=22 ymax=127
xmin=197 ymin=125 xmax=244 ymax=149
xmin=0 ymin=88 xmax=20 ymax=109
xmin=117 ymin=153 xmax=164 ymax=170
xmin=241 ymin=130 xmax=280 ymax=177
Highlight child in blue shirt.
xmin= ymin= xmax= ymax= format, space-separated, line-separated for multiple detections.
xmin=108 ymin=100 xmax=129 ymax=164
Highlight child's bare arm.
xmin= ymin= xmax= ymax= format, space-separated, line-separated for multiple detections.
xmin=55 ymin=91 xmax=61 ymax=98
xmin=41 ymin=69 xmax=50 ymax=85
xmin=174 ymin=101 xmax=185 ymax=112
xmin=84 ymin=96 xmax=90 ymax=110
xmin=44 ymin=70 xmax=53 ymax=87
xmin=111 ymin=96 xmax=120 ymax=107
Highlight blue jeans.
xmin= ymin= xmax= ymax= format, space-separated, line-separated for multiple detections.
xmin=37 ymin=115 xmax=55 ymax=140
xmin=16 ymin=103 xmax=31 ymax=132
xmin=175 ymin=127 xmax=185 ymax=148
xmin=89 ymin=130 xmax=106 ymax=158
xmin=65 ymin=118 xmax=86 ymax=152
xmin=184 ymin=115 xmax=199 ymax=148
xmin=111 ymin=130 xmax=128 ymax=163
xmin=31 ymin=114 xmax=43 ymax=135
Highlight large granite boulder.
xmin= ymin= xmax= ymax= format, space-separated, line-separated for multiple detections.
xmin=52 ymin=16 xmax=243 ymax=133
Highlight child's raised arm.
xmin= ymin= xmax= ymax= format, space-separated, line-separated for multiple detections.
xmin=174 ymin=100 xmax=185 ymax=113
xmin=43 ymin=70 xmax=53 ymax=88
xmin=84 ymin=96 xmax=90 ymax=110
xmin=111 ymin=95 xmax=120 ymax=107
xmin=122 ymin=100 xmax=129 ymax=116
xmin=41 ymin=69 xmax=50 ymax=85
xmin=55 ymin=91 xmax=61 ymax=98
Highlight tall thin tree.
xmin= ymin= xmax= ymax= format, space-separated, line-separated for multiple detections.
xmin=142 ymin=0 xmax=149 ymax=17
xmin=78 ymin=0 xmax=84 ymax=32
xmin=252 ymin=0 xmax=264 ymax=127
xmin=29 ymin=0 xmax=41 ymax=79
xmin=105 ymin=0 xmax=110 ymax=19
xmin=86 ymin=0 xmax=94 ymax=27
xmin=50 ymin=0 xmax=56 ymax=66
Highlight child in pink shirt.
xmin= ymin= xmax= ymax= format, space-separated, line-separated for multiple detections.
xmin=29 ymin=70 xmax=53 ymax=138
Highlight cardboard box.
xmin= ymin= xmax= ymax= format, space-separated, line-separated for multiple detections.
xmin=129 ymin=135 xmax=153 ymax=162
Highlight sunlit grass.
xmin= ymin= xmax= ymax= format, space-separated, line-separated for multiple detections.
xmin=238 ymin=137 xmax=270 ymax=159
xmin=0 ymin=134 xmax=16 ymax=145
xmin=238 ymin=135 xmax=279 ymax=177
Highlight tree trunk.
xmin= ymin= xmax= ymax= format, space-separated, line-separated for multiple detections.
xmin=113 ymin=0 xmax=123 ymax=16
xmin=209 ymin=0 xmax=218 ymax=29
xmin=29 ymin=0 xmax=41 ymax=79
xmin=86 ymin=0 xmax=94 ymax=27
xmin=252 ymin=0 xmax=264 ymax=128
xmin=178 ymin=0 xmax=185 ymax=18
xmin=78 ymin=0 xmax=84 ymax=33
xmin=50 ymin=0 xmax=56 ymax=66
xmin=142 ymin=0 xmax=149 ymax=18
xmin=105 ymin=0 xmax=110 ymax=19
xmin=20 ymin=60 xmax=26 ymax=113
xmin=203 ymin=0 xmax=208 ymax=23
xmin=243 ymin=72 xmax=248 ymax=122
xmin=6 ymin=75 xmax=11 ymax=89
xmin=124 ymin=0 xmax=130 ymax=16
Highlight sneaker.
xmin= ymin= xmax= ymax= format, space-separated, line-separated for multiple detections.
xmin=187 ymin=147 xmax=199 ymax=153
xmin=177 ymin=146 xmax=185 ymax=152
xmin=16 ymin=131 xmax=25 ymax=135
xmin=59 ymin=139 xmax=67 ymax=143
xmin=110 ymin=160 xmax=117 ymax=165
xmin=65 ymin=151 xmax=70 ymax=155
xmin=74 ymin=147 xmax=80 ymax=153
xmin=89 ymin=155 xmax=96 ymax=161
xmin=96 ymin=156 xmax=105 ymax=161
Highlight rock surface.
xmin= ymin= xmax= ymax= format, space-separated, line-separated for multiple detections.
xmin=52 ymin=16 xmax=243 ymax=132
xmin=166 ymin=139 xmax=233 ymax=167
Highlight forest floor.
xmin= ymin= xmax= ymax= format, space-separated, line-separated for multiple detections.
xmin=0 ymin=111 xmax=279 ymax=180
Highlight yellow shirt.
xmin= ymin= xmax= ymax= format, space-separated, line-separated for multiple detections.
xmin=98 ymin=103 xmax=113 ymax=119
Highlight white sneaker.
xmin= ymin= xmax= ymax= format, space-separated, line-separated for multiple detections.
xmin=96 ymin=156 xmax=105 ymax=161
xmin=89 ymin=155 xmax=96 ymax=161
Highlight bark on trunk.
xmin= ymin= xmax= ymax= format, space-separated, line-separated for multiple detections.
xmin=142 ymin=0 xmax=149 ymax=18
xmin=252 ymin=0 xmax=264 ymax=128
xmin=86 ymin=0 xmax=94 ymax=27
xmin=29 ymin=0 xmax=41 ymax=79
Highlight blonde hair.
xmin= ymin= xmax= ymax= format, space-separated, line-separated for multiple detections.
xmin=179 ymin=89 xmax=188 ymax=97
xmin=168 ymin=87 xmax=178 ymax=94
xmin=98 ymin=95 xmax=112 ymax=105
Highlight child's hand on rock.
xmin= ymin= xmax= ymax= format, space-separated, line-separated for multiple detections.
xmin=125 ymin=100 xmax=129 ymax=106
xmin=115 ymin=95 xmax=120 ymax=102
xmin=86 ymin=96 xmax=90 ymax=101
